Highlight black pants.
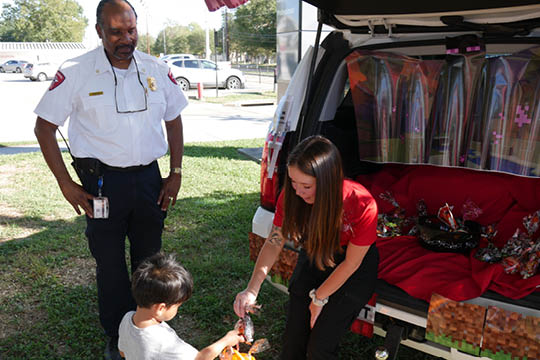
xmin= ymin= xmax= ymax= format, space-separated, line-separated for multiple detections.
xmin=281 ymin=244 xmax=379 ymax=360
xmin=81 ymin=161 xmax=165 ymax=337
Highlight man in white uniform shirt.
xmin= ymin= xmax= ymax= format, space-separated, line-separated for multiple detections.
xmin=34 ymin=1 xmax=186 ymax=358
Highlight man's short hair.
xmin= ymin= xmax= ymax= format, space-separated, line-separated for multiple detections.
xmin=96 ymin=0 xmax=138 ymax=27
xmin=132 ymin=253 xmax=193 ymax=308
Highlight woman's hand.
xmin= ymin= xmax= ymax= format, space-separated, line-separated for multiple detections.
xmin=234 ymin=289 xmax=257 ymax=317
xmin=309 ymin=302 xmax=323 ymax=328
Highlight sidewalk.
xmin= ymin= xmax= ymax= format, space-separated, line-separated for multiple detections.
xmin=0 ymin=101 xmax=275 ymax=155
xmin=0 ymin=73 xmax=276 ymax=154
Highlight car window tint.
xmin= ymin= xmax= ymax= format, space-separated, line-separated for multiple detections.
xmin=184 ymin=60 xmax=199 ymax=69
xmin=172 ymin=60 xmax=184 ymax=67
xmin=201 ymin=61 xmax=216 ymax=70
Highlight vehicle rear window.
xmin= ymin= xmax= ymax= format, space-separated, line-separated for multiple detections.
xmin=201 ymin=61 xmax=216 ymax=70
xmin=184 ymin=60 xmax=199 ymax=69
xmin=346 ymin=46 xmax=540 ymax=177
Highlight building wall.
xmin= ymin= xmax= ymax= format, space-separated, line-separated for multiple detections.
xmin=0 ymin=42 xmax=88 ymax=66
xmin=276 ymin=0 xmax=331 ymax=99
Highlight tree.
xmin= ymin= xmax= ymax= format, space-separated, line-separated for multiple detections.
xmin=229 ymin=0 xmax=276 ymax=59
xmin=0 ymin=0 xmax=87 ymax=42
xmin=138 ymin=33 xmax=156 ymax=56
xmin=152 ymin=23 xmax=207 ymax=57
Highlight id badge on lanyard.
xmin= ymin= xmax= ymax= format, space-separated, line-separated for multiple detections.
xmin=93 ymin=175 xmax=109 ymax=219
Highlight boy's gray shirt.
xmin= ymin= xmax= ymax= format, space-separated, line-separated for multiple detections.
xmin=118 ymin=311 xmax=199 ymax=360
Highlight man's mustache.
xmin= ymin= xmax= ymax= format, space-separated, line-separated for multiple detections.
xmin=115 ymin=45 xmax=134 ymax=52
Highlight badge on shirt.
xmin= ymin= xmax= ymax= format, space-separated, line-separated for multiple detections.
xmin=147 ymin=76 xmax=157 ymax=91
xmin=49 ymin=71 xmax=65 ymax=91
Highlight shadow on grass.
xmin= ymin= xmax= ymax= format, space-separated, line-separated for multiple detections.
xmin=0 ymin=189 xmax=267 ymax=359
xmin=0 ymin=215 xmax=104 ymax=359
xmin=0 ymin=190 xmax=436 ymax=360
xmin=182 ymin=143 xmax=263 ymax=161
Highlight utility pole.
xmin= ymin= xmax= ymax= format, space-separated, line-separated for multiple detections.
xmin=222 ymin=9 xmax=227 ymax=61
xmin=205 ymin=26 xmax=211 ymax=59
xmin=163 ymin=29 xmax=167 ymax=55
xmin=224 ymin=9 xmax=229 ymax=61
xmin=139 ymin=0 xmax=150 ymax=54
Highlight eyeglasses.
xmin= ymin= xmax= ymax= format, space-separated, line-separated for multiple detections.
xmin=109 ymin=56 xmax=148 ymax=114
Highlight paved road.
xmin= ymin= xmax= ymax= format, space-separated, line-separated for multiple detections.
xmin=0 ymin=72 xmax=276 ymax=152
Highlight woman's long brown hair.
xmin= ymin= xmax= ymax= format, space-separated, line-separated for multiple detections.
xmin=281 ymin=136 xmax=344 ymax=270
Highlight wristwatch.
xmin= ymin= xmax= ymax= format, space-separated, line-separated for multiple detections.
xmin=170 ymin=167 xmax=182 ymax=174
xmin=309 ymin=289 xmax=329 ymax=306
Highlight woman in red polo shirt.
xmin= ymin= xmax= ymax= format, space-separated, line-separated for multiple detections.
xmin=234 ymin=135 xmax=379 ymax=360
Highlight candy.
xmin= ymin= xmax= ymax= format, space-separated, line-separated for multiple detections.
xmin=502 ymin=256 xmax=521 ymax=274
xmin=437 ymin=203 xmax=458 ymax=231
xmin=523 ymin=210 xmax=540 ymax=236
xmin=462 ymin=199 xmax=483 ymax=221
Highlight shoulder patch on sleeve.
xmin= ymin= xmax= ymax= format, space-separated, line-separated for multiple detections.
xmin=49 ymin=71 xmax=65 ymax=91
xmin=168 ymin=69 xmax=178 ymax=85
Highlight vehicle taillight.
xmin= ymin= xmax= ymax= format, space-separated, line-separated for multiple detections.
xmin=260 ymin=134 xmax=279 ymax=211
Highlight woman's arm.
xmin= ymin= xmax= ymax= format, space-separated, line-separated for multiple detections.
xmin=309 ymin=243 xmax=370 ymax=327
xmin=316 ymin=243 xmax=370 ymax=299
xmin=234 ymin=225 xmax=285 ymax=317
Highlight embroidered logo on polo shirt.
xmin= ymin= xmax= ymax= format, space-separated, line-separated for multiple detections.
xmin=168 ymin=69 xmax=178 ymax=85
xmin=49 ymin=71 xmax=65 ymax=91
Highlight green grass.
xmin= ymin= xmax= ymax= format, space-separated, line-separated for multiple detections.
xmin=194 ymin=91 xmax=276 ymax=105
xmin=0 ymin=139 xmax=438 ymax=359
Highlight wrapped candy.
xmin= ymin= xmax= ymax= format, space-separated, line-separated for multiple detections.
xmin=417 ymin=199 xmax=428 ymax=217
xmin=481 ymin=224 xmax=498 ymax=241
xmin=437 ymin=203 xmax=458 ymax=230
xmin=523 ymin=210 xmax=540 ymax=236
xmin=380 ymin=191 xmax=400 ymax=210
xmin=376 ymin=191 xmax=413 ymax=237
xmin=462 ymin=199 xmax=483 ymax=221
xmin=501 ymin=229 xmax=534 ymax=258
xmin=520 ymin=250 xmax=540 ymax=279
xmin=475 ymin=242 xmax=502 ymax=263
xmin=502 ymin=256 xmax=521 ymax=275
xmin=476 ymin=209 xmax=540 ymax=279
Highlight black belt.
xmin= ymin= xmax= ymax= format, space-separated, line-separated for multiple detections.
xmin=101 ymin=161 xmax=155 ymax=172
xmin=73 ymin=157 xmax=155 ymax=176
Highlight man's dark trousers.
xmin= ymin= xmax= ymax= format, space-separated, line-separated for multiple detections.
xmin=81 ymin=161 xmax=165 ymax=337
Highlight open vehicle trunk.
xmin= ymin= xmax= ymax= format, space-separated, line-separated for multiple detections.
xmin=250 ymin=2 xmax=540 ymax=359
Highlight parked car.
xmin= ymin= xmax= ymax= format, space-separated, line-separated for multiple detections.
xmin=0 ymin=59 xmax=29 ymax=73
xmin=249 ymin=1 xmax=540 ymax=360
xmin=168 ymin=59 xmax=245 ymax=91
xmin=160 ymin=53 xmax=196 ymax=63
xmin=24 ymin=62 xmax=59 ymax=81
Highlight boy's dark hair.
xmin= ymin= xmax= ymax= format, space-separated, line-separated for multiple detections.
xmin=132 ymin=253 xmax=193 ymax=308
xmin=96 ymin=0 xmax=138 ymax=27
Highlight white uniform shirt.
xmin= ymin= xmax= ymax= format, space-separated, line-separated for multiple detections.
xmin=34 ymin=46 xmax=188 ymax=167
xmin=118 ymin=311 xmax=199 ymax=360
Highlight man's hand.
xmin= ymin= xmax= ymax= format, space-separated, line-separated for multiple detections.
xmin=158 ymin=173 xmax=181 ymax=211
xmin=58 ymin=179 xmax=95 ymax=217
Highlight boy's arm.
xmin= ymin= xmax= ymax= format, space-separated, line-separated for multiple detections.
xmin=195 ymin=330 xmax=244 ymax=360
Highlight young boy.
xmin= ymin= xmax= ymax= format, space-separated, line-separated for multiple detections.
xmin=118 ymin=253 xmax=243 ymax=359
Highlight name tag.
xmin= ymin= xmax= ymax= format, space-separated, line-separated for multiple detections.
xmin=89 ymin=91 xmax=104 ymax=96
xmin=93 ymin=197 xmax=109 ymax=219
